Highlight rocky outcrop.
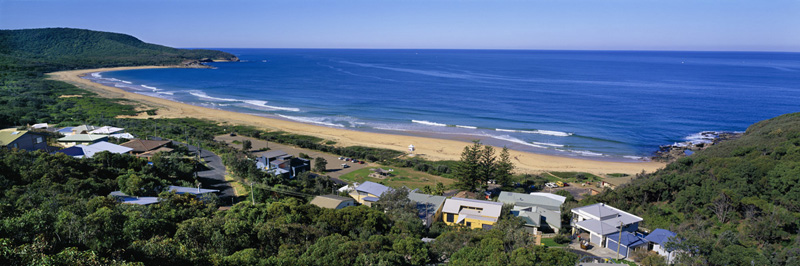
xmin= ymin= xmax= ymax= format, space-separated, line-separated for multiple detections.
xmin=652 ymin=131 xmax=743 ymax=162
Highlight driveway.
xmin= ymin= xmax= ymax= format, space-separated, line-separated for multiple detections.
xmin=153 ymin=137 xmax=235 ymax=203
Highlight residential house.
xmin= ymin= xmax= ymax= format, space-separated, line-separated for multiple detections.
xmin=571 ymin=203 xmax=643 ymax=248
xmin=441 ymin=197 xmax=503 ymax=230
xmin=109 ymin=191 xmax=159 ymax=205
xmin=0 ymin=128 xmax=48 ymax=151
xmin=54 ymin=141 xmax=133 ymax=158
xmin=57 ymin=134 xmax=108 ymax=147
xmin=70 ymin=125 xmax=99 ymax=135
xmin=605 ymin=231 xmax=648 ymax=258
xmin=167 ymin=185 xmax=220 ymax=195
xmin=255 ymin=150 xmax=310 ymax=178
xmin=109 ymin=133 xmax=136 ymax=140
xmin=121 ymin=139 xmax=172 ymax=155
xmin=498 ymin=192 xmax=565 ymax=233
xmin=88 ymin=126 xmax=125 ymax=135
xmin=407 ymin=191 xmax=446 ymax=227
xmin=349 ymin=181 xmax=392 ymax=206
xmin=309 ymin=195 xmax=356 ymax=209
xmin=30 ymin=123 xmax=57 ymax=132
xmin=644 ymin=229 xmax=678 ymax=263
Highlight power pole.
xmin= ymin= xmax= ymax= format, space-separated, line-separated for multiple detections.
xmin=250 ymin=182 xmax=255 ymax=205
xmin=617 ymin=221 xmax=623 ymax=260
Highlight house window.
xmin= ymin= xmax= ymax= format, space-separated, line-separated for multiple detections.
xmin=11 ymin=143 xmax=18 ymax=149
xmin=466 ymin=222 xmax=472 ymax=227
xmin=35 ymin=137 xmax=43 ymax=144
xmin=446 ymin=213 xmax=454 ymax=223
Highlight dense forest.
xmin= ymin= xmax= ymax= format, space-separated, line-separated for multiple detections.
xmin=0 ymin=28 xmax=578 ymax=265
xmin=589 ymin=113 xmax=800 ymax=265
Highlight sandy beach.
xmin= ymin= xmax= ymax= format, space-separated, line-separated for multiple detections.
xmin=47 ymin=66 xmax=665 ymax=176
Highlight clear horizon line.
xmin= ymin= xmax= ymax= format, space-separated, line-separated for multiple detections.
xmin=180 ymin=47 xmax=800 ymax=53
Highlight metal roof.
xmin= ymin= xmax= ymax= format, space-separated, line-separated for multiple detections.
xmin=168 ymin=185 xmax=220 ymax=195
xmin=89 ymin=126 xmax=125 ymax=134
xmin=0 ymin=128 xmax=28 ymax=145
xmin=356 ymin=181 xmax=392 ymax=197
xmin=310 ymin=195 xmax=355 ymax=209
xmin=259 ymin=150 xmax=290 ymax=159
xmin=442 ymin=197 xmax=503 ymax=218
xmin=571 ymin=203 xmax=643 ymax=225
xmin=498 ymin=191 xmax=564 ymax=211
xmin=607 ymin=231 xmax=647 ymax=247
xmin=575 ymin=219 xmax=619 ymax=235
xmin=120 ymin=139 xmax=170 ymax=152
xmin=58 ymin=134 xmax=108 ymax=142
xmin=644 ymin=228 xmax=677 ymax=245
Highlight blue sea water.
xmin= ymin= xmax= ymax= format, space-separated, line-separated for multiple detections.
xmin=90 ymin=49 xmax=800 ymax=161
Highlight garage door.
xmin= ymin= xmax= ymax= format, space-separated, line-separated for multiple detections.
xmin=606 ymin=238 xmax=628 ymax=257
xmin=591 ymin=234 xmax=602 ymax=246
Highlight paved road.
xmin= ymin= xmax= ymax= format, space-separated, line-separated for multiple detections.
xmin=153 ymin=137 xmax=235 ymax=203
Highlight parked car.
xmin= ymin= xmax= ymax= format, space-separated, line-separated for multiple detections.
xmin=341 ymin=163 xmax=350 ymax=168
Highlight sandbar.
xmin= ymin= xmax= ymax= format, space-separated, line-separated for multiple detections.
xmin=47 ymin=66 xmax=665 ymax=176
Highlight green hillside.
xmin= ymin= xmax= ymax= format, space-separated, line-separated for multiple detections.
xmin=0 ymin=28 xmax=237 ymax=69
xmin=589 ymin=112 xmax=800 ymax=265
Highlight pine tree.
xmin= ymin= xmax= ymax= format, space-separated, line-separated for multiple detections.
xmin=495 ymin=147 xmax=514 ymax=187
xmin=454 ymin=140 xmax=482 ymax=191
xmin=478 ymin=145 xmax=496 ymax=189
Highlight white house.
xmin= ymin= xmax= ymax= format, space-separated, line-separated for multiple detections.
xmin=571 ymin=203 xmax=643 ymax=248
xmin=644 ymin=228 xmax=678 ymax=263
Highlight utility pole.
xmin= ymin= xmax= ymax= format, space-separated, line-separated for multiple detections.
xmin=250 ymin=182 xmax=255 ymax=205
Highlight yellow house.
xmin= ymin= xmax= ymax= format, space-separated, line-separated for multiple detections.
xmin=441 ymin=197 xmax=503 ymax=230
xmin=348 ymin=181 xmax=391 ymax=207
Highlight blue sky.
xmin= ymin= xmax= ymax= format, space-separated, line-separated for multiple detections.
xmin=1 ymin=0 xmax=798 ymax=51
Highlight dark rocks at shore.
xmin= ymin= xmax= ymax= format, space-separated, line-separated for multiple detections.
xmin=652 ymin=131 xmax=743 ymax=162
xmin=181 ymin=60 xmax=214 ymax=69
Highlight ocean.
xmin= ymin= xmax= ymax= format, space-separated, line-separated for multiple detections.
xmin=88 ymin=49 xmax=800 ymax=161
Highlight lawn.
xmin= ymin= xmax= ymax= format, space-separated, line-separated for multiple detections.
xmin=338 ymin=167 xmax=454 ymax=190
xmin=540 ymin=237 xmax=568 ymax=247
xmin=547 ymin=171 xmax=602 ymax=182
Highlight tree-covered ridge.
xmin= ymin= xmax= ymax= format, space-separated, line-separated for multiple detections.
xmin=0 ymin=28 xmax=237 ymax=69
xmin=590 ymin=112 xmax=800 ymax=265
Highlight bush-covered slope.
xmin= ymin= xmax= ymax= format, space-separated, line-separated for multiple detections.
xmin=590 ymin=112 xmax=800 ymax=265
xmin=0 ymin=28 xmax=237 ymax=69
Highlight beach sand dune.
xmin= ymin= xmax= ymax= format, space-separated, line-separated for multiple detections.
xmin=48 ymin=66 xmax=665 ymax=176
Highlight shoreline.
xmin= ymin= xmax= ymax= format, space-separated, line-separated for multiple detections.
xmin=47 ymin=66 xmax=666 ymax=176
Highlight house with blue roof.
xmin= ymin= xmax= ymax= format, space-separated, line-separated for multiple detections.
xmin=605 ymin=231 xmax=647 ymax=258
xmin=571 ymin=203 xmax=643 ymax=248
xmin=645 ymin=228 xmax=678 ymax=263
xmin=349 ymin=181 xmax=392 ymax=206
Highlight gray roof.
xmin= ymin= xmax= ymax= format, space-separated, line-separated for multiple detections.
xmin=88 ymin=126 xmax=124 ymax=134
xmin=109 ymin=191 xmax=159 ymax=205
xmin=260 ymin=150 xmax=290 ymax=160
xmin=442 ymin=197 xmax=503 ymax=218
xmin=85 ymin=141 xmax=133 ymax=155
xmin=58 ymin=134 xmax=108 ymax=142
xmin=571 ymin=203 xmax=643 ymax=226
xmin=356 ymin=181 xmax=392 ymax=197
xmin=576 ymin=219 xmax=619 ymax=235
xmin=408 ymin=191 xmax=447 ymax=220
xmin=310 ymin=195 xmax=355 ymax=209
xmin=168 ymin=185 xmax=220 ymax=195
xmin=513 ymin=205 xmax=562 ymax=229
xmin=498 ymin=191 xmax=564 ymax=211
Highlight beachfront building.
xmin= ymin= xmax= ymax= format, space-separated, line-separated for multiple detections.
xmin=644 ymin=229 xmax=678 ymax=263
xmin=310 ymin=195 xmax=357 ymax=209
xmin=54 ymin=141 xmax=133 ymax=158
xmin=57 ymin=134 xmax=108 ymax=147
xmin=571 ymin=203 xmax=643 ymax=248
xmin=0 ymin=128 xmax=48 ymax=151
xmin=606 ymin=231 xmax=648 ymax=258
xmin=349 ymin=181 xmax=392 ymax=207
xmin=407 ymin=191 xmax=446 ymax=227
xmin=441 ymin=197 xmax=503 ymax=230
xmin=498 ymin=192 xmax=566 ymax=233
xmin=255 ymin=150 xmax=310 ymax=178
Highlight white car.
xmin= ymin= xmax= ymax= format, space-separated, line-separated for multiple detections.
xmin=545 ymin=182 xmax=557 ymax=188
xmin=341 ymin=163 xmax=350 ymax=168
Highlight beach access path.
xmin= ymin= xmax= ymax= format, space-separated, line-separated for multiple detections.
xmin=48 ymin=66 xmax=666 ymax=176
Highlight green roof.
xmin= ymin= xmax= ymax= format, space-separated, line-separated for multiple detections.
xmin=0 ymin=128 xmax=27 ymax=145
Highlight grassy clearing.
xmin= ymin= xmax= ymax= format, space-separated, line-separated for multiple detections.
xmin=540 ymin=238 xmax=568 ymax=247
xmin=224 ymin=174 xmax=247 ymax=197
xmin=548 ymin=171 xmax=602 ymax=182
xmin=338 ymin=167 xmax=454 ymax=189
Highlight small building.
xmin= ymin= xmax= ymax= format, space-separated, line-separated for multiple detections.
xmin=109 ymin=133 xmax=136 ymax=140
xmin=408 ymin=191 xmax=446 ymax=227
xmin=310 ymin=195 xmax=357 ymax=209
xmin=369 ymin=168 xmax=393 ymax=179
xmin=0 ymin=128 xmax=48 ymax=151
xmin=349 ymin=181 xmax=392 ymax=206
xmin=121 ymin=139 xmax=172 ymax=154
xmin=54 ymin=141 xmax=133 ymax=158
xmin=88 ymin=126 xmax=125 ymax=135
xmin=644 ymin=228 xmax=678 ymax=263
xmin=167 ymin=185 xmax=220 ymax=195
xmin=441 ymin=197 xmax=503 ymax=230
xmin=499 ymin=191 xmax=566 ymax=233
xmin=571 ymin=203 xmax=643 ymax=248
xmin=255 ymin=150 xmax=311 ymax=178
xmin=605 ymin=231 xmax=648 ymax=258
xmin=109 ymin=191 xmax=159 ymax=205
xmin=70 ymin=125 xmax=99 ymax=135
xmin=57 ymin=134 xmax=108 ymax=147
